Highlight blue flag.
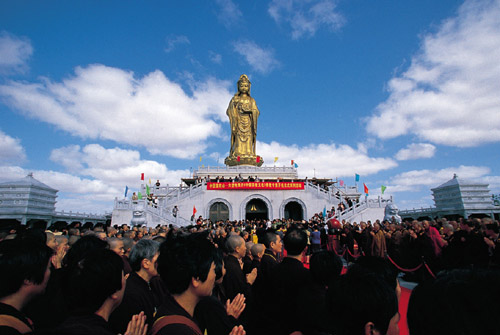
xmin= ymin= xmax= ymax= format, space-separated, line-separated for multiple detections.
xmin=124 ymin=185 xmax=128 ymax=198
xmin=355 ymin=173 xmax=360 ymax=182
xmin=323 ymin=206 xmax=326 ymax=218
xmin=294 ymin=163 xmax=298 ymax=168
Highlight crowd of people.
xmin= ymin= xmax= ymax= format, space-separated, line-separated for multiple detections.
xmin=1 ymin=214 xmax=499 ymax=335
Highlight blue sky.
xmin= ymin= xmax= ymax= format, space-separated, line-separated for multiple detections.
xmin=1 ymin=0 xmax=499 ymax=214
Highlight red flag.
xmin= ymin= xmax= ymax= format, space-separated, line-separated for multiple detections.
xmin=339 ymin=180 xmax=344 ymax=187
xmin=193 ymin=205 xmax=197 ymax=216
xmin=363 ymin=183 xmax=369 ymax=194
xmin=291 ymin=160 xmax=294 ymax=165
xmin=256 ymin=156 xmax=260 ymax=163
xmin=141 ymin=173 xmax=144 ymax=181
xmin=237 ymin=156 xmax=240 ymax=162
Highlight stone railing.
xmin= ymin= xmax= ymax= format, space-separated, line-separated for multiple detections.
xmin=335 ymin=196 xmax=393 ymax=221
xmin=114 ymin=198 xmax=193 ymax=226
xmin=54 ymin=210 xmax=107 ymax=220
xmin=399 ymin=207 xmax=437 ymax=216
xmin=195 ymin=165 xmax=297 ymax=175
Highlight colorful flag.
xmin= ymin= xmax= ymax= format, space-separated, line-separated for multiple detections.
xmin=291 ymin=160 xmax=294 ymax=165
xmin=237 ymin=156 xmax=240 ymax=162
xmin=148 ymin=178 xmax=151 ymax=185
xmin=274 ymin=157 xmax=278 ymax=163
xmin=199 ymin=156 xmax=202 ymax=162
xmin=364 ymin=183 xmax=369 ymax=195
xmin=355 ymin=174 xmax=360 ymax=182
xmin=323 ymin=206 xmax=326 ymax=218
xmin=339 ymin=180 xmax=344 ymax=187
xmin=294 ymin=163 xmax=298 ymax=168
xmin=256 ymin=156 xmax=260 ymax=163
xmin=124 ymin=186 xmax=128 ymax=198
xmin=146 ymin=184 xmax=150 ymax=196
xmin=381 ymin=185 xmax=387 ymax=194
xmin=141 ymin=173 xmax=144 ymax=181
xmin=193 ymin=205 xmax=197 ymax=216
xmin=138 ymin=192 xmax=143 ymax=200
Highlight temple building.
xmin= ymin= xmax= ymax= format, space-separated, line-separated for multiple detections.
xmin=111 ymin=166 xmax=366 ymax=227
xmin=0 ymin=173 xmax=108 ymax=228
xmin=400 ymin=174 xmax=500 ymax=220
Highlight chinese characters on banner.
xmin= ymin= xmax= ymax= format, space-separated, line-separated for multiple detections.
xmin=207 ymin=182 xmax=305 ymax=190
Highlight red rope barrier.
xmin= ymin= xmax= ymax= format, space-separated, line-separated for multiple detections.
xmin=346 ymin=246 xmax=361 ymax=259
xmin=332 ymin=246 xmax=346 ymax=257
xmin=423 ymin=261 xmax=437 ymax=279
xmin=386 ymin=254 xmax=423 ymax=273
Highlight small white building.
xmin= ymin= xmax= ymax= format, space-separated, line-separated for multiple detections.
xmin=0 ymin=173 xmax=57 ymax=225
xmin=400 ymin=174 xmax=500 ymax=220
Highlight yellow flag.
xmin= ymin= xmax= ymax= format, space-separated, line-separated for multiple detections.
xmin=199 ymin=156 xmax=202 ymax=162
xmin=274 ymin=157 xmax=279 ymax=163
xmin=148 ymin=178 xmax=151 ymax=185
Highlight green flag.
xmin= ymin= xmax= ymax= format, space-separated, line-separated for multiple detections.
xmin=138 ymin=192 xmax=143 ymax=200
xmin=381 ymin=185 xmax=387 ymax=194
xmin=146 ymin=184 xmax=150 ymax=195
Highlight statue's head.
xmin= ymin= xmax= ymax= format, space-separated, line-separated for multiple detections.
xmin=237 ymin=74 xmax=251 ymax=94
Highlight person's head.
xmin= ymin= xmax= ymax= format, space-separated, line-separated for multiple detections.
xmin=213 ymin=248 xmax=226 ymax=284
xmin=328 ymin=271 xmax=399 ymax=335
xmin=310 ymin=250 xmax=343 ymax=287
xmin=283 ymin=227 xmax=308 ymax=256
xmin=485 ymin=222 xmax=499 ymax=236
xmin=55 ymin=235 xmax=69 ymax=253
xmin=66 ymin=249 xmax=125 ymax=314
xmin=226 ymin=235 xmax=246 ymax=259
xmin=408 ymin=268 xmax=500 ymax=335
xmin=348 ymin=256 xmax=400 ymax=301
xmin=122 ymin=237 xmax=135 ymax=255
xmin=0 ymin=239 xmax=53 ymax=301
xmin=108 ymin=237 xmax=125 ymax=256
xmin=245 ymin=241 xmax=254 ymax=257
xmin=157 ymin=232 xmax=216 ymax=297
xmin=263 ymin=230 xmax=282 ymax=254
xmin=251 ymin=243 xmax=265 ymax=260
xmin=46 ymin=231 xmax=58 ymax=251
xmin=129 ymin=239 xmax=160 ymax=279
xmin=63 ymin=234 xmax=108 ymax=268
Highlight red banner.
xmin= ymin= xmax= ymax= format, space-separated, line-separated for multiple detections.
xmin=207 ymin=181 xmax=304 ymax=191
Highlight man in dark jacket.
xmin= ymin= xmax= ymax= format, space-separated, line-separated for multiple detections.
xmin=109 ymin=239 xmax=161 ymax=334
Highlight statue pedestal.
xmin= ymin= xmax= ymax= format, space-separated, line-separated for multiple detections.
xmin=225 ymin=155 xmax=264 ymax=167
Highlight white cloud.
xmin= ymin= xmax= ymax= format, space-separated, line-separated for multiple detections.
xmin=49 ymin=143 xmax=189 ymax=186
xmin=268 ymin=0 xmax=345 ymax=39
xmin=215 ymin=0 xmax=242 ymax=28
xmin=395 ymin=143 xmax=436 ymax=160
xmin=233 ymin=40 xmax=279 ymax=74
xmin=0 ymin=130 xmax=26 ymax=164
xmin=386 ymin=165 xmax=492 ymax=193
xmin=208 ymin=51 xmax=222 ymax=64
xmin=0 ymin=64 xmax=233 ymax=158
xmin=0 ymin=31 xmax=33 ymax=74
xmin=257 ymin=140 xmax=397 ymax=178
xmin=164 ymin=35 xmax=190 ymax=53
xmin=1 ymin=144 xmax=191 ymax=213
xmin=367 ymin=0 xmax=500 ymax=147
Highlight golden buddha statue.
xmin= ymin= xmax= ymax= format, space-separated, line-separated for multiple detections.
xmin=224 ymin=74 xmax=263 ymax=167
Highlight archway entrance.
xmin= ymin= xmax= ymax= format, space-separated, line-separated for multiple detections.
xmin=246 ymin=199 xmax=268 ymax=221
xmin=284 ymin=201 xmax=303 ymax=221
xmin=209 ymin=202 xmax=229 ymax=222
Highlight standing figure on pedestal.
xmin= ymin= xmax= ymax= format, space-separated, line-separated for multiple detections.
xmin=225 ymin=74 xmax=264 ymax=167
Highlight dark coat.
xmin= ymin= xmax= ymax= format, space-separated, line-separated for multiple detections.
xmin=109 ymin=272 xmax=162 ymax=334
